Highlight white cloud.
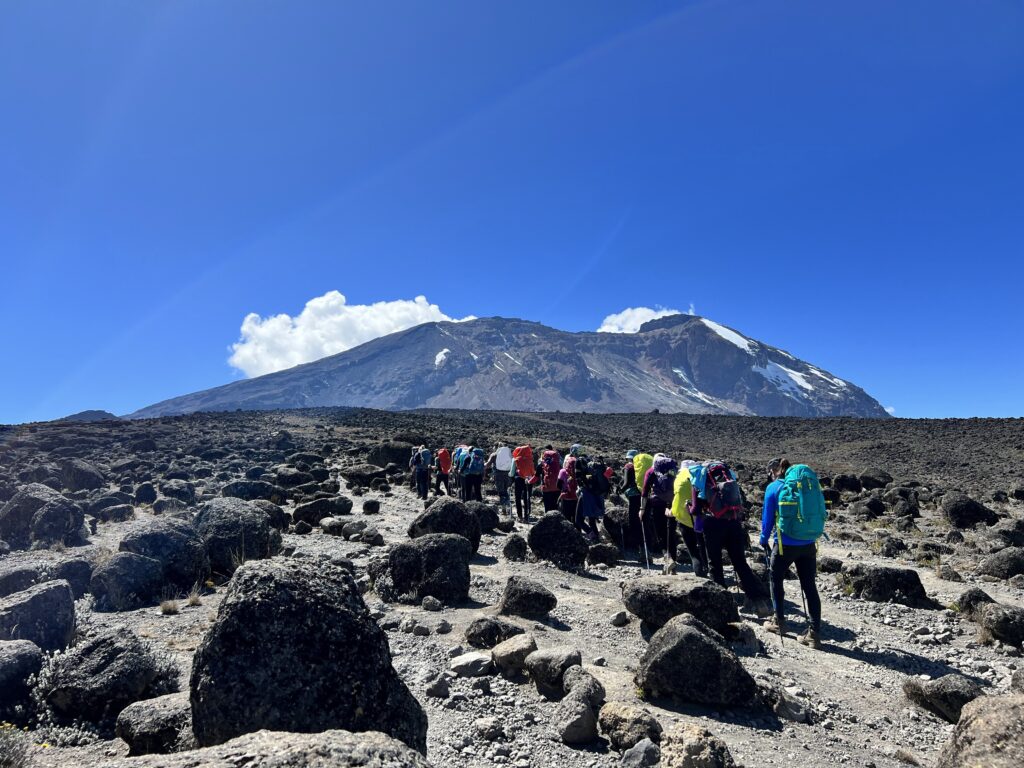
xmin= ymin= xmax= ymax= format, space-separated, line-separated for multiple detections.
xmin=229 ymin=291 xmax=473 ymax=377
xmin=885 ymin=405 xmax=897 ymax=415
xmin=687 ymin=302 xmax=696 ymax=316
xmin=597 ymin=305 xmax=691 ymax=334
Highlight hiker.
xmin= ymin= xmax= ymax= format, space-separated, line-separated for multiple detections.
xmin=575 ymin=455 xmax=609 ymax=541
xmin=411 ymin=445 xmax=432 ymax=500
xmin=557 ymin=454 xmax=579 ymax=524
xmin=539 ymin=445 xmax=562 ymax=512
xmin=487 ymin=443 xmax=514 ymax=514
xmin=451 ymin=445 xmax=468 ymax=500
xmin=641 ymin=454 xmax=678 ymax=572
xmin=672 ymin=460 xmax=708 ymax=577
xmin=692 ymin=460 xmax=772 ymax=617
xmin=408 ymin=447 xmax=419 ymax=491
xmin=760 ymin=458 xmax=826 ymax=648
xmin=511 ymin=444 xmax=536 ymax=522
xmin=433 ymin=447 xmax=452 ymax=496
xmin=460 ymin=446 xmax=486 ymax=502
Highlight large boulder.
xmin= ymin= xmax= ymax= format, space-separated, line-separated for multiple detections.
xmin=194 ymin=497 xmax=283 ymax=577
xmin=115 ymin=692 xmax=193 ymax=756
xmin=103 ymin=728 xmax=430 ymax=768
xmin=936 ymin=693 xmax=1024 ymax=768
xmin=599 ymin=701 xmax=663 ymax=751
xmin=498 ymin=575 xmax=557 ymax=619
xmin=368 ymin=534 xmax=472 ymax=606
xmin=366 ymin=442 xmax=415 ymax=469
xmin=119 ymin=518 xmax=209 ymax=593
xmin=635 ymin=614 xmax=757 ymax=707
xmin=220 ymin=480 xmax=283 ymax=504
xmin=38 ymin=626 xmax=178 ymax=727
xmin=524 ymin=647 xmax=581 ymax=694
xmin=465 ymin=501 xmax=500 ymax=533
xmin=190 ymin=558 xmax=426 ymax=753
xmin=59 ymin=458 xmax=106 ymax=492
xmin=90 ymin=552 xmax=165 ymax=611
xmin=941 ymin=494 xmax=998 ymax=529
xmin=903 ymin=674 xmax=983 ymax=724
xmin=839 ymin=564 xmax=936 ymax=608
xmin=859 ymin=468 xmax=894 ymax=490
xmin=491 ymin=633 xmax=538 ymax=674
xmin=0 ymin=561 xmax=47 ymax=598
xmin=659 ymin=724 xmax=737 ymax=768
xmin=0 ymin=639 xmax=44 ymax=719
xmin=340 ymin=463 xmax=388 ymax=487
xmin=465 ymin=616 xmax=525 ymax=649
xmin=622 ymin=576 xmax=740 ymax=634
xmin=158 ymin=479 xmax=196 ymax=506
xmin=0 ymin=483 xmax=66 ymax=548
xmin=977 ymin=603 xmax=1024 ymax=647
xmin=977 ymin=547 xmax=1024 ymax=580
xmin=527 ymin=512 xmax=588 ymax=570
xmin=0 ymin=579 xmax=75 ymax=651
xmin=30 ymin=495 xmax=86 ymax=548
xmin=292 ymin=496 xmax=353 ymax=526
xmin=407 ymin=498 xmax=481 ymax=553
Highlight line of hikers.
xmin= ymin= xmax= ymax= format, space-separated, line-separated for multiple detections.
xmin=408 ymin=443 xmax=828 ymax=648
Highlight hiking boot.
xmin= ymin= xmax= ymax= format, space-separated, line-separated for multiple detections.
xmin=763 ymin=616 xmax=784 ymax=635
xmin=799 ymin=629 xmax=822 ymax=649
xmin=662 ymin=560 xmax=677 ymax=576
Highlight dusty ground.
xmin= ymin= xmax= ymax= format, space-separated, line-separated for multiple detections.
xmin=3 ymin=408 xmax=1023 ymax=768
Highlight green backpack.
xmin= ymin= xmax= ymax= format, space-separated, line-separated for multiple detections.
xmin=776 ymin=464 xmax=827 ymax=546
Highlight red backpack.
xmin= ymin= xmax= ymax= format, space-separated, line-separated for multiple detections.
xmin=436 ymin=448 xmax=452 ymax=474
xmin=541 ymin=450 xmax=561 ymax=492
xmin=705 ymin=462 xmax=744 ymax=520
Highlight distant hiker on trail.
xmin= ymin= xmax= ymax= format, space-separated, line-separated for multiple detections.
xmin=452 ymin=445 xmax=468 ymax=500
xmin=673 ymin=460 xmax=708 ymax=577
xmin=641 ymin=454 xmax=679 ymax=573
xmin=557 ymin=455 xmax=579 ymax=525
xmin=460 ymin=446 xmax=486 ymax=502
xmin=433 ymin=447 xmax=452 ymax=496
xmin=692 ymin=460 xmax=772 ymax=617
xmin=539 ymin=445 xmax=562 ymax=512
xmin=619 ymin=449 xmax=643 ymax=549
xmin=575 ymin=455 xmax=609 ymax=541
xmin=411 ymin=445 xmax=432 ymax=500
xmin=761 ymin=458 xmax=826 ymax=648
xmin=487 ymin=443 xmax=514 ymax=515
xmin=510 ymin=444 xmax=537 ymax=522
xmin=407 ymin=447 xmax=419 ymax=491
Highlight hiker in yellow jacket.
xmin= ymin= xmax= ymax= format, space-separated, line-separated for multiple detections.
xmin=671 ymin=461 xmax=709 ymax=577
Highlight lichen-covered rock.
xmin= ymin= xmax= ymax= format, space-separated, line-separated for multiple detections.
xmin=368 ymin=533 xmax=472 ymax=606
xmin=102 ymin=728 xmax=430 ymax=768
xmin=115 ymin=692 xmax=193 ymax=756
xmin=194 ymin=497 xmax=282 ymax=577
xmin=0 ymin=579 xmax=75 ymax=651
xmin=119 ymin=518 xmax=209 ymax=593
xmin=407 ymin=497 xmax=481 ymax=553
xmin=622 ymin=576 xmax=740 ymax=634
xmin=190 ymin=558 xmax=426 ymax=753
xmin=936 ymin=693 xmax=1024 ymax=768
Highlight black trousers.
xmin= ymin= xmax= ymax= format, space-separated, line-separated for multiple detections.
xmin=514 ymin=477 xmax=532 ymax=519
xmin=542 ymin=490 xmax=560 ymax=512
xmin=434 ymin=472 xmax=450 ymax=495
xmin=559 ymin=498 xmax=577 ymax=525
xmin=464 ymin=474 xmax=482 ymax=502
xmin=770 ymin=542 xmax=821 ymax=631
xmin=640 ymin=498 xmax=665 ymax=555
xmin=626 ymin=495 xmax=642 ymax=549
xmin=703 ymin=517 xmax=768 ymax=601
xmin=415 ymin=469 xmax=429 ymax=499
xmin=680 ymin=523 xmax=708 ymax=573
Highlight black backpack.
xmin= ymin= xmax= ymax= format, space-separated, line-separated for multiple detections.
xmin=589 ymin=461 xmax=611 ymax=495
xmin=705 ymin=462 xmax=743 ymax=520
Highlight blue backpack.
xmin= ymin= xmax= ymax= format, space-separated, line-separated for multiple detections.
xmin=465 ymin=447 xmax=486 ymax=476
xmin=776 ymin=464 xmax=827 ymax=545
xmin=415 ymin=448 xmax=432 ymax=469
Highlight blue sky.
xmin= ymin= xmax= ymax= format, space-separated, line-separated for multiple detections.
xmin=2 ymin=0 xmax=1022 ymax=423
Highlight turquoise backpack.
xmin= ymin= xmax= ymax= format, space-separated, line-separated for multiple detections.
xmin=776 ymin=464 xmax=827 ymax=547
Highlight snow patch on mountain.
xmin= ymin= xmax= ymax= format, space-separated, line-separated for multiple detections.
xmin=435 ymin=349 xmax=450 ymax=367
xmin=701 ymin=319 xmax=754 ymax=353
xmin=754 ymin=361 xmax=814 ymax=396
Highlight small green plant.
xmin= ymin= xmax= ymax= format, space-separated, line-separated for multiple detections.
xmin=0 ymin=722 xmax=30 ymax=768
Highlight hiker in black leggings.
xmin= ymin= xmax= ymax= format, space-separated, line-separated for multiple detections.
xmin=702 ymin=516 xmax=771 ymax=615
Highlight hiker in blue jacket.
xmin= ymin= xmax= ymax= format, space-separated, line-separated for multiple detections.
xmin=760 ymin=457 xmax=823 ymax=648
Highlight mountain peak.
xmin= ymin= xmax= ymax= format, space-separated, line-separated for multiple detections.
xmin=128 ymin=316 xmax=889 ymax=419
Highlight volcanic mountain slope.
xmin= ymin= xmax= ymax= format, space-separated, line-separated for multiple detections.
xmin=129 ymin=314 xmax=889 ymax=418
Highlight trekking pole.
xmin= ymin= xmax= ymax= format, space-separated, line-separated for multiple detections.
xmin=640 ymin=514 xmax=653 ymax=574
xmin=799 ymin=582 xmax=808 ymax=622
